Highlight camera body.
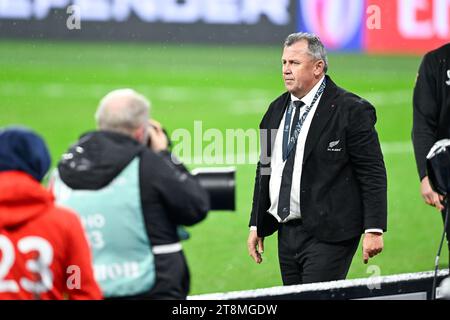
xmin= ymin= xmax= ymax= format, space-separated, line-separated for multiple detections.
xmin=149 ymin=123 xmax=236 ymax=211
xmin=427 ymin=139 xmax=450 ymax=196
xmin=191 ymin=167 xmax=235 ymax=211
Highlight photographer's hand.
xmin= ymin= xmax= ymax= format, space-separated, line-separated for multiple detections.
xmin=421 ymin=176 xmax=444 ymax=211
xmin=148 ymin=119 xmax=169 ymax=152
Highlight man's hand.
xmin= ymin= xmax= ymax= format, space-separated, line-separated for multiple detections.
xmin=148 ymin=119 xmax=169 ymax=152
xmin=421 ymin=176 xmax=444 ymax=211
xmin=247 ymin=230 xmax=264 ymax=264
xmin=362 ymin=232 xmax=383 ymax=264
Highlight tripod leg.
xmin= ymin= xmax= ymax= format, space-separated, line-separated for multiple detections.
xmin=442 ymin=200 xmax=450 ymax=268
xmin=432 ymin=197 xmax=450 ymax=299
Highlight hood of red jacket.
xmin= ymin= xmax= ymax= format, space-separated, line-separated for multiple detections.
xmin=0 ymin=171 xmax=53 ymax=229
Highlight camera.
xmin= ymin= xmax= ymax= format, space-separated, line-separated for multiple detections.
xmin=191 ymin=167 xmax=236 ymax=211
xmin=149 ymin=122 xmax=236 ymax=211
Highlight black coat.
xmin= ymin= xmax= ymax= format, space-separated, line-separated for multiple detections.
xmin=249 ymin=76 xmax=387 ymax=242
xmin=413 ymin=43 xmax=450 ymax=181
xmin=57 ymin=131 xmax=210 ymax=299
xmin=58 ymin=131 xmax=210 ymax=246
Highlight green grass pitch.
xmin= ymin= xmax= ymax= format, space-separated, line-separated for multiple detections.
xmin=0 ymin=40 xmax=447 ymax=295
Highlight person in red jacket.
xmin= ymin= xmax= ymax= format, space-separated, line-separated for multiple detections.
xmin=0 ymin=126 xmax=102 ymax=300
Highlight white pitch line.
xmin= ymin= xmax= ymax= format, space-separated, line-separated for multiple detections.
xmin=381 ymin=141 xmax=413 ymax=154
xmin=1 ymin=82 xmax=411 ymax=110
xmin=173 ymin=141 xmax=413 ymax=165
xmin=0 ymin=81 xmax=267 ymax=101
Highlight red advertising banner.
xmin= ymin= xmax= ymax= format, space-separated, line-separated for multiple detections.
xmin=365 ymin=0 xmax=450 ymax=54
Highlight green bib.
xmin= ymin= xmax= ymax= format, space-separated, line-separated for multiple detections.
xmin=52 ymin=158 xmax=155 ymax=298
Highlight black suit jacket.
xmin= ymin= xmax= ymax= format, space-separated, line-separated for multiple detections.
xmin=412 ymin=43 xmax=450 ymax=181
xmin=249 ymin=76 xmax=387 ymax=242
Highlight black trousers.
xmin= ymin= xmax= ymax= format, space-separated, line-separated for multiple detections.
xmin=278 ymin=219 xmax=359 ymax=285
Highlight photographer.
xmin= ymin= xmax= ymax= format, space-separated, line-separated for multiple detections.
xmin=51 ymin=89 xmax=210 ymax=299
xmin=412 ymin=43 xmax=450 ymax=264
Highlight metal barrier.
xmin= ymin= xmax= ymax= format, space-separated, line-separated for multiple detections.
xmin=189 ymin=269 xmax=450 ymax=300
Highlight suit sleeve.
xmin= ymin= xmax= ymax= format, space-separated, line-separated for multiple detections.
xmin=63 ymin=211 xmax=103 ymax=300
xmin=144 ymin=151 xmax=210 ymax=226
xmin=412 ymin=54 xmax=439 ymax=181
xmin=248 ymin=161 xmax=261 ymax=227
xmin=347 ymin=102 xmax=388 ymax=231
xmin=248 ymin=101 xmax=276 ymax=228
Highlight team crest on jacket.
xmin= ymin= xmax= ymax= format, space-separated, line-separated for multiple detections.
xmin=446 ymin=70 xmax=450 ymax=86
xmin=327 ymin=140 xmax=342 ymax=152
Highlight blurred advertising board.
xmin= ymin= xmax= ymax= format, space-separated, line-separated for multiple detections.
xmin=297 ymin=0 xmax=449 ymax=54
xmin=0 ymin=0 xmax=448 ymax=52
xmin=365 ymin=0 xmax=450 ymax=54
xmin=0 ymin=0 xmax=296 ymax=44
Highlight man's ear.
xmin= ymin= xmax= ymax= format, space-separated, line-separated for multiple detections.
xmin=133 ymin=124 xmax=147 ymax=145
xmin=314 ymin=60 xmax=325 ymax=76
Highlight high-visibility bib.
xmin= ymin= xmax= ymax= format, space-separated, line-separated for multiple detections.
xmin=52 ymin=158 xmax=155 ymax=298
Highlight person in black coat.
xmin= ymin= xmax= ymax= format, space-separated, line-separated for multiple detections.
xmin=53 ymin=89 xmax=210 ymax=299
xmin=412 ymin=43 xmax=450 ymax=263
xmin=247 ymin=33 xmax=387 ymax=285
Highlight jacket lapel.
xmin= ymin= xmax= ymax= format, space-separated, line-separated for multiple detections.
xmin=263 ymin=93 xmax=290 ymax=159
xmin=267 ymin=94 xmax=290 ymax=130
xmin=303 ymin=76 xmax=340 ymax=164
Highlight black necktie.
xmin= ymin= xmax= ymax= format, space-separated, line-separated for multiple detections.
xmin=278 ymin=101 xmax=304 ymax=221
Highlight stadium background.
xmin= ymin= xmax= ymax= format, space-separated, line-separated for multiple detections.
xmin=0 ymin=0 xmax=449 ymax=295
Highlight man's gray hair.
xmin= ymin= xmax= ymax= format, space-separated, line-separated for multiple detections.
xmin=284 ymin=32 xmax=328 ymax=73
xmin=95 ymin=89 xmax=150 ymax=136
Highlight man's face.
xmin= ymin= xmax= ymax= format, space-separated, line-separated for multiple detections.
xmin=282 ymin=40 xmax=324 ymax=98
xmin=141 ymin=123 xmax=150 ymax=145
xmin=133 ymin=122 xmax=149 ymax=146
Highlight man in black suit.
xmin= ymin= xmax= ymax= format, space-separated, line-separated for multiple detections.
xmin=412 ymin=43 xmax=450 ymax=263
xmin=247 ymin=33 xmax=387 ymax=285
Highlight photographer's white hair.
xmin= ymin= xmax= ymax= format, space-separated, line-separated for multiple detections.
xmin=95 ymin=89 xmax=150 ymax=136
xmin=284 ymin=32 xmax=329 ymax=73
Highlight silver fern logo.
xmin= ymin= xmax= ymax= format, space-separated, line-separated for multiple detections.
xmin=328 ymin=140 xmax=340 ymax=149
xmin=446 ymin=70 xmax=450 ymax=86
xmin=328 ymin=140 xmax=342 ymax=152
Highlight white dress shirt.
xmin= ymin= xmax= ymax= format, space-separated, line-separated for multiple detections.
xmin=267 ymin=76 xmax=324 ymax=223
xmin=251 ymin=76 xmax=382 ymax=234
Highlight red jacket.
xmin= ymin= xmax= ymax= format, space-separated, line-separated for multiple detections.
xmin=0 ymin=171 xmax=102 ymax=300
